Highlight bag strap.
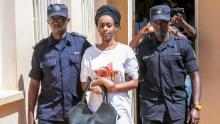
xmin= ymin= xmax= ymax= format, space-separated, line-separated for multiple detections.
xmin=102 ymin=87 xmax=108 ymax=102
xmin=81 ymin=80 xmax=109 ymax=102
xmin=81 ymin=80 xmax=92 ymax=102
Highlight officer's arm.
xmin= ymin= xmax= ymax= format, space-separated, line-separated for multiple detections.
xmin=188 ymin=71 xmax=201 ymax=124
xmin=189 ymin=71 xmax=201 ymax=107
xmin=183 ymin=42 xmax=201 ymax=105
xmin=183 ymin=41 xmax=201 ymax=124
xmin=28 ymin=79 xmax=40 ymax=124
xmin=137 ymin=45 xmax=146 ymax=82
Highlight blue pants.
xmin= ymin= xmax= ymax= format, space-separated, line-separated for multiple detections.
xmin=142 ymin=119 xmax=185 ymax=124
xmin=38 ymin=119 xmax=69 ymax=124
xmin=142 ymin=109 xmax=186 ymax=124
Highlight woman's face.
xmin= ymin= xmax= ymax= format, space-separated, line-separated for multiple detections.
xmin=97 ymin=15 xmax=118 ymax=42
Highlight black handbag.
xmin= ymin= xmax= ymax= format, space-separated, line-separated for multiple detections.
xmin=67 ymin=81 xmax=118 ymax=124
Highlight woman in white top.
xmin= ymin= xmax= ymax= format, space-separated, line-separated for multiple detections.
xmin=80 ymin=5 xmax=139 ymax=124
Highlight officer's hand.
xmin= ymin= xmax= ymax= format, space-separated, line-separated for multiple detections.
xmin=138 ymin=22 xmax=154 ymax=36
xmin=28 ymin=119 xmax=36 ymax=124
xmin=187 ymin=108 xmax=200 ymax=124
xmin=90 ymin=86 xmax=103 ymax=94
xmin=28 ymin=112 xmax=36 ymax=124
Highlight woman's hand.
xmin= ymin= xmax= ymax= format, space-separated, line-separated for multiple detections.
xmin=90 ymin=86 xmax=103 ymax=94
xmin=92 ymin=78 xmax=117 ymax=93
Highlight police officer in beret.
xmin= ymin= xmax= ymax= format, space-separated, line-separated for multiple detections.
xmin=28 ymin=3 xmax=90 ymax=124
xmin=137 ymin=5 xmax=201 ymax=124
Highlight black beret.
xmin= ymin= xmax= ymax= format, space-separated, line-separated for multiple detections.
xmin=95 ymin=5 xmax=121 ymax=27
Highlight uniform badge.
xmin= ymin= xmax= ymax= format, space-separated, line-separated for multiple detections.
xmin=54 ymin=5 xmax=61 ymax=11
xmin=156 ymin=8 xmax=163 ymax=15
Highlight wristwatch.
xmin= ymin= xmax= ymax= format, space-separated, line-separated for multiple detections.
xmin=193 ymin=103 xmax=202 ymax=111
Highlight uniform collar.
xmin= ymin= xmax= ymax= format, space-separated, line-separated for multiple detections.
xmin=47 ymin=33 xmax=71 ymax=50
xmin=151 ymin=32 xmax=175 ymax=51
xmin=66 ymin=32 xmax=72 ymax=44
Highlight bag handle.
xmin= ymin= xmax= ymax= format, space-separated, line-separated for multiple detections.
xmin=81 ymin=80 xmax=109 ymax=102
xmin=81 ymin=80 xmax=92 ymax=102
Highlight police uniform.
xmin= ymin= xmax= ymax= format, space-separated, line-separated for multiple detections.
xmin=137 ymin=32 xmax=198 ymax=123
xmin=29 ymin=3 xmax=91 ymax=123
xmin=137 ymin=5 xmax=199 ymax=124
xmin=29 ymin=32 xmax=90 ymax=122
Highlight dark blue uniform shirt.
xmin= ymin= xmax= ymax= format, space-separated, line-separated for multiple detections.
xmin=137 ymin=33 xmax=198 ymax=122
xmin=29 ymin=32 xmax=90 ymax=121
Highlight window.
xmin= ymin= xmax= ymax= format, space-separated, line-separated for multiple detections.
xmin=32 ymin=0 xmax=60 ymax=43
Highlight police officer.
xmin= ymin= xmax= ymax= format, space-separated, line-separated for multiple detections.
xmin=28 ymin=3 xmax=90 ymax=124
xmin=137 ymin=5 xmax=201 ymax=124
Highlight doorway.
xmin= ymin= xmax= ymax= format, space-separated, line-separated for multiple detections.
xmin=134 ymin=0 xmax=196 ymax=124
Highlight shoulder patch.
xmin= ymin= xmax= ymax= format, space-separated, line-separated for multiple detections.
xmin=71 ymin=32 xmax=87 ymax=39
xmin=33 ymin=38 xmax=48 ymax=49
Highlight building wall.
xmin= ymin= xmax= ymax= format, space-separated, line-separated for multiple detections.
xmin=108 ymin=0 xmax=128 ymax=45
xmin=0 ymin=0 xmax=17 ymax=90
xmin=199 ymin=0 xmax=220 ymax=123
xmin=0 ymin=0 xmax=33 ymax=123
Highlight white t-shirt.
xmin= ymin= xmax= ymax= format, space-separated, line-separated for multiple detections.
xmin=80 ymin=43 xmax=138 ymax=124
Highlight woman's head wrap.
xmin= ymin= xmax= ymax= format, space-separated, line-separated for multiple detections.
xmin=95 ymin=5 xmax=121 ymax=27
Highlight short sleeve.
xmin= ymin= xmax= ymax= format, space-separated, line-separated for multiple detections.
xmin=82 ymin=39 xmax=91 ymax=55
xmin=136 ymin=44 xmax=147 ymax=81
xmin=80 ymin=52 xmax=91 ymax=82
xmin=183 ymin=42 xmax=199 ymax=73
xmin=29 ymin=50 xmax=43 ymax=81
xmin=124 ymin=47 xmax=139 ymax=80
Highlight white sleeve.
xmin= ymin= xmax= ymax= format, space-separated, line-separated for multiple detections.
xmin=124 ymin=47 xmax=139 ymax=80
xmin=80 ymin=53 xmax=90 ymax=82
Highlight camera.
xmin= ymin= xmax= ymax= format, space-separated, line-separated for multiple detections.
xmin=171 ymin=8 xmax=185 ymax=16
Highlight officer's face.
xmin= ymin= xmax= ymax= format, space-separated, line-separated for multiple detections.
xmin=97 ymin=15 xmax=118 ymax=42
xmin=150 ymin=20 xmax=169 ymax=39
xmin=48 ymin=16 xmax=70 ymax=35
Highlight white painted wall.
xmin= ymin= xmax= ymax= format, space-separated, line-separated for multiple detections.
xmin=15 ymin=0 xmax=34 ymax=91
xmin=70 ymin=0 xmax=96 ymax=43
xmin=70 ymin=1 xmax=83 ymax=34
xmin=0 ymin=0 xmax=33 ymax=123
xmin=0 ymin=1 xmax=2 ymax=89
xmin=0 ymin=0 xmax=17 ymax=90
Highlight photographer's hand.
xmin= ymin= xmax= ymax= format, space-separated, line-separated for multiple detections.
xmin=170 ymin=14 xmax=184 ymax=27
xmin=170 ymin=13 xmax=197 ymax=39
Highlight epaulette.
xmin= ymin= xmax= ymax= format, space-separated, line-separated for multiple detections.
xmin=174 ymin=36 xmax=188 ymax=41
xmin=33 ymin=38 xmax=48 ymax=49
xmin=71 ymin=32 xmax=87 ymax=39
